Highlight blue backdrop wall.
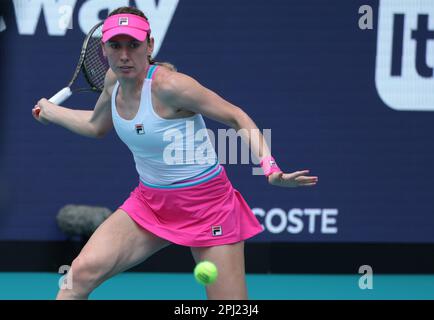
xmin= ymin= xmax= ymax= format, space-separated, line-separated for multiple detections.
xmin=0 ymin=0 xmax=433 ymax=242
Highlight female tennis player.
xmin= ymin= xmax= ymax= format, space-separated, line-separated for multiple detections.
xmin=32 ymin=6 xmax=318 ymax=300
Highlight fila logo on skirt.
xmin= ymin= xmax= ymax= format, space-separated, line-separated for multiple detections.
xmin=135 ymin=124 xmax=145 ymax=135
xmin=212 ymin=226 xmax=223 ymax=236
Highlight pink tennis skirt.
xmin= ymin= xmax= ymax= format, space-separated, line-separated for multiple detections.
xmin=118 ymin=165 xmax=263 ymax=247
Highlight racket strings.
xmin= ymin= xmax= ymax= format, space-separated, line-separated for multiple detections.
xmin=83 ymin=25 xmax=108 ymax=92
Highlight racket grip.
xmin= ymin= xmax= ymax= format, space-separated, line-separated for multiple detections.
xmin=48 ymin=87 xmax=72 ymax=105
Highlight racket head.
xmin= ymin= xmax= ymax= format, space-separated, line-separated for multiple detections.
xmin=81 ymin=22 xmax=109 ymax=92
xmin=66 ymin=21 xmax=108 ymax=93
xmin=35 ymin=22 xmax=108 ymax=118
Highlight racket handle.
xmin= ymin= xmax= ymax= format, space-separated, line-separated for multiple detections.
xmin=49 ymin=87 xmax=72 ymax=105
xmin=34 ymin=87 xmax=72 ymax=118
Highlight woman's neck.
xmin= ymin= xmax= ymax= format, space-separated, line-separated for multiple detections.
xmin=118 ymin=64 xmax=150 ymax=97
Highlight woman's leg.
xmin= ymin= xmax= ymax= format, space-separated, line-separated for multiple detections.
xmin=57 ymin=209 xmax=170 ymax=300
xmin=190 ymin=241 xmax=248 ymax=300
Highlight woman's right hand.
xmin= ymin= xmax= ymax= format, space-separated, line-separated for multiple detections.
xmin=32 ymin=98 xmax=52 ymax=125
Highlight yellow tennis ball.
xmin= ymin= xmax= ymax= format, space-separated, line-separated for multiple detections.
xmin=194 ymin=261 xmax=218 ymax=285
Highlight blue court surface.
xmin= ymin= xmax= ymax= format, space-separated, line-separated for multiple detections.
xmin=0 ymin=273 xmax=433 ymax=300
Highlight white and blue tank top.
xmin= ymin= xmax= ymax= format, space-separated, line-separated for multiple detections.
xmin=111 ymin=65 xmax=220 ymax=188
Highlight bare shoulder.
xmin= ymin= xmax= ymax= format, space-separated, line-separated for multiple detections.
xmin=152 ymin=66 xmax=198 ymax=100
xmin=103 ymin=68 xmax=118 ymax=96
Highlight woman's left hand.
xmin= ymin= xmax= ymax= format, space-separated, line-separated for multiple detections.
xmin=268 ymin=170 xmax=318 ymax=188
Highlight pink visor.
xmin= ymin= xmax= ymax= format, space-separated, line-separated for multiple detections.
xmin=102 ymin=14 xmax=151 ymax=43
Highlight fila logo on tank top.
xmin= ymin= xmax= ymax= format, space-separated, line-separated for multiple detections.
xmin=135 ymin=123 xmax=145 ymax=135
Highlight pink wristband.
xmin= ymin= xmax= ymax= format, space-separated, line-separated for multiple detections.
xmin=260 ymin=156 xmax=282 ymax=177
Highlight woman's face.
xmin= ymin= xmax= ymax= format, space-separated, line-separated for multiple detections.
xmin=103 ymin=34 xmax=153 ymax=79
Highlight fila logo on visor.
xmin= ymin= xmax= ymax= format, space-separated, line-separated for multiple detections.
xmin=118 ymin=17 xmax=129 ymax=26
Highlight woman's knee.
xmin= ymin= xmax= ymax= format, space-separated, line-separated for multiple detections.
xmin=68 ymin=255 xmax=110 ymax=293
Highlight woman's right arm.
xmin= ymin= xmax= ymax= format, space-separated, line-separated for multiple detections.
xmin=32 ymin=70 xmax=116 ymax=138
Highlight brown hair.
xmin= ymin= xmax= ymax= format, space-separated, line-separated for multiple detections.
xmin=108 ymin=6 xmax=177 ymax=71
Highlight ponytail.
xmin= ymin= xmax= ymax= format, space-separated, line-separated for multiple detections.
xmin=149 ymin=57 xmax=177 ymax=72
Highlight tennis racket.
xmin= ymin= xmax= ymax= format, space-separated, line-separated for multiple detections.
xmin=35 ymin=21 xmax=108 ymax=116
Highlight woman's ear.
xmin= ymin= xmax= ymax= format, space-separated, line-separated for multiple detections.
xmin=101 ymin=42 xmax=107 ymax=58
xmin=147 ymin=37 xmax=155 ymax=58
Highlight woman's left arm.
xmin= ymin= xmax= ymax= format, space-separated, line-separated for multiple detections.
xmin=156 ymin=72 xmax=318 ymax=188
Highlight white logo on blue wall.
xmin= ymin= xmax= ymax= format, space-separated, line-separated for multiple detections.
xmin=375 ymin=0 xmax=434 ymax=111
xmin=11 ymin=0 xmax=180 ymax=57
xmin=0 ymin=16 xmax=6 ymax=32
xmin=252 ymin=208 xmax=338 ymax=235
